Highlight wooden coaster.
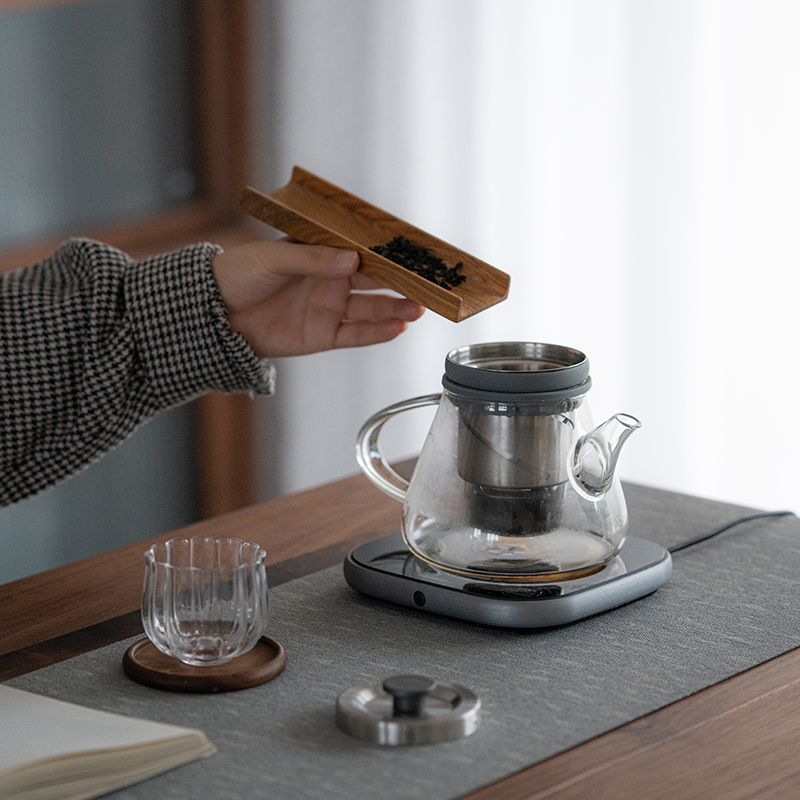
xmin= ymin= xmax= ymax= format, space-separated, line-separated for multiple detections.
xmin=122 ymin=636 xmax=287 ymax=693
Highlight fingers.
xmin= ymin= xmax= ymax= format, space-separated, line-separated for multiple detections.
xmin=344 ymin=293 xmax=425 ymax=324
xmin=349 ymin=271 xmax=382 ymax=291
xmin=334 ymin=319 xmax=411 ymax=349
xmin=332 ymin=293 xmax=425 ymax=350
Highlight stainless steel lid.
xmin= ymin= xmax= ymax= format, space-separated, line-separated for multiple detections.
xmin=445 ymin=342 xmax=590 ymax=395
xmin=336 ymin=674 xmax=481 ymax=746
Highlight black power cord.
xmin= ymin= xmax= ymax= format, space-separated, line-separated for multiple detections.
xmin=668 ymin=510 xmax=798 ymax=554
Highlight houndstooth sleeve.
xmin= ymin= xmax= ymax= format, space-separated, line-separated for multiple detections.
xmin=0 ymin=238 xmax=275 ymax=507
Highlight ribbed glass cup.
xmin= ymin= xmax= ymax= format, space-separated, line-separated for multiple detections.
xmin=142 ymin=537 xmax=268 ymax=666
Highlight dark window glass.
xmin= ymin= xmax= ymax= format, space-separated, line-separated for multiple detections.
xmin=0 ymin=0 xmax=194 ymax=248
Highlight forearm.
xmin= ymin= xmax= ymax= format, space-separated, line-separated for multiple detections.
xmin=0 ymin=238 xmax=274 ymax=506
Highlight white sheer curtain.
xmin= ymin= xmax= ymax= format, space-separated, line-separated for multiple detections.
xmin=250 ymin=0 xmax=800 ymax=513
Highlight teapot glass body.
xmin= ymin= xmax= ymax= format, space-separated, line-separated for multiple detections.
xmin=357 ymin=343 xmax=640 ymax=582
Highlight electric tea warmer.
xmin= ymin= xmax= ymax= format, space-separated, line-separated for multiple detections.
xmin=345 ymin=342 xmax=672 ymax=627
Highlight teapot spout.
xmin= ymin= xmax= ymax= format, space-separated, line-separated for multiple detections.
xmin=570 ymin=413 xmax=641 ymax=500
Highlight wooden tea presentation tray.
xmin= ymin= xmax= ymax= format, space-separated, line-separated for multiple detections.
xmin=241 ymin=167 xmax=510 ymax=322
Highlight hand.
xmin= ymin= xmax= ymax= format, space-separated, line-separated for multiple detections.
xmin=211 ymin=239 xmax=425 ymax=358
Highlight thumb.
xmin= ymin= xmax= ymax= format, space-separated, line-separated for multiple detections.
xmin=259 ymin=240 xmax=360 ymax=279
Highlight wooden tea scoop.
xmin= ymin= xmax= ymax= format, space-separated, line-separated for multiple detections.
xmin=241 ymin=167 xmax=510 ymax=322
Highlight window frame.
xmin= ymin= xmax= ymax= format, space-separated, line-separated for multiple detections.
xmin=0 ymin=0 xmax=258 ymax=519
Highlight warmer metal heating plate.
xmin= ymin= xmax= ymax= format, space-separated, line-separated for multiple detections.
xmin=344 ymin=533 xmax=672 ymax=628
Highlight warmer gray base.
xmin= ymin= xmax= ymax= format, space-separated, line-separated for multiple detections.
xmin=344 ymin=533 xmax=673 ymax=628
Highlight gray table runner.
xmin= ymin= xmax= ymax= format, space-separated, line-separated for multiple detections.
xmin=9 ymin=484 xmax=800 ymax=799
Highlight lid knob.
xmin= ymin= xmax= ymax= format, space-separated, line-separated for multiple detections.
xmin=383 ymin=675 xmax=437 ymax=717
xmin=336 ymin=675 xmax=481 ymax=745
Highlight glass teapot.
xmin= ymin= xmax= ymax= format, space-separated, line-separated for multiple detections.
xmin=356 ymin=342 xmax=641 ymax=582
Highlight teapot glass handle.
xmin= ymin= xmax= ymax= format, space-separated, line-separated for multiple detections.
xmin=355 ymin=394 xmax=442 ymax=502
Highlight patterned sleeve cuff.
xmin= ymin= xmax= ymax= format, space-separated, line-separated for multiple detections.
xmin=126 ymin=242 xmax=276 ymax=405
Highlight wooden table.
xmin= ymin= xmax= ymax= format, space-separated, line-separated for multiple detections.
xmin=2 ymin=472 xmax=800 ymax=799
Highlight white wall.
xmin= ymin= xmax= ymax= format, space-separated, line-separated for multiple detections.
xmin=249 ymin=0 xmax=800 ymax=514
